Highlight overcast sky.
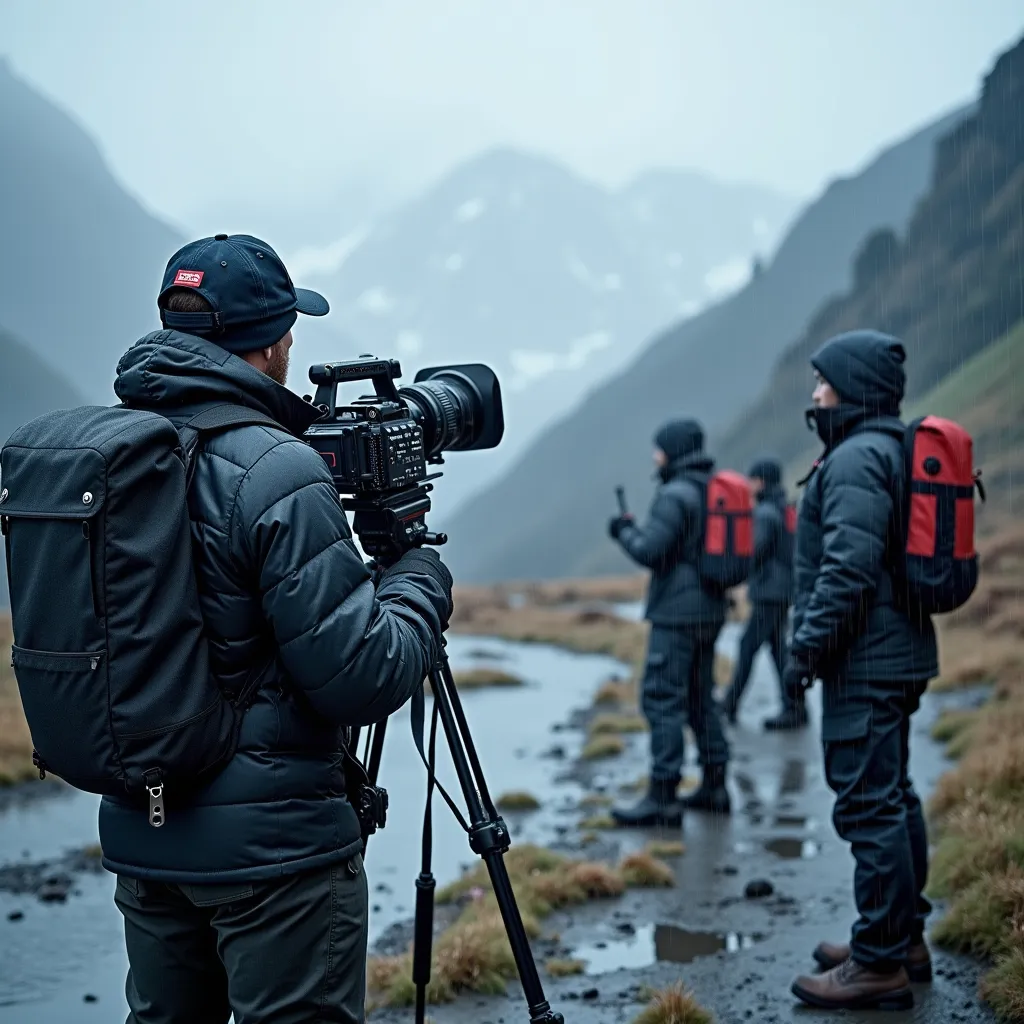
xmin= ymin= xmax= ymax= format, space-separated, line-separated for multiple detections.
xmin=4 ymin=1 xmax=1022 ymax=246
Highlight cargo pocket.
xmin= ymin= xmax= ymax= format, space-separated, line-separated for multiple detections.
xmin=821 ymin=704 xmax=872 ymax=801
xmin=11 ymin=647 xmax=115 ymax=788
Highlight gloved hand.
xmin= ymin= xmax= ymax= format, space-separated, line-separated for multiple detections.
xmin=782 ymin=653 xmax=814 ymax=695
xmin=608 ymin=514 xmax=634 ymax=540
xmin=380 ymin=547 xmax=454 ymax=629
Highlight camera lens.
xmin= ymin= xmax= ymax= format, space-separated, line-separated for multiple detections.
xmin=399 ymin=365 xmax=503 ymax=458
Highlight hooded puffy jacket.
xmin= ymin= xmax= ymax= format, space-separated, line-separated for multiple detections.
xmin=790 ymin=331 xmax=938 ymax=684
xmin=98 ymin=331 xmax=450 ymax=882
xmin=747 ymin=484 xmax=793 ymax=605
xmin=615 ymin=451 xmax=727 ymax=628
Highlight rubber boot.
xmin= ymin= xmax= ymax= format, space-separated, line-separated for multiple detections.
xmin=764 ymin=704 xmax=809 ymax=731
xmin=610 ymin=777 xmax=683 ymax=828
xmin=679 ymin=764 xmax=731 ymax=814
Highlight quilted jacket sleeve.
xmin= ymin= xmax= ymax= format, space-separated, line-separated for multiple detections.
xmin=616 ymin=485 xmax=689 ymax=571
xmin=751 ymin=501 xmax=780 ymax=572
xmin=790 ymin=440 xmax=891 ymax=668
xmin=232 ymin=437 xmax=449 ymax=725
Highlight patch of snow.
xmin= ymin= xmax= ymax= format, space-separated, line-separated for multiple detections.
xmin=283 ymin=227 xmax=369 ymax=278
xmin=703 ymin=257 xmax=752 ymax=300
xmin=455 ymin=198 xmax=486 ymax=223
xmin=603 ymin=273 xmax=622 ymax=291
xmin=678 ymin=299 xmax=702 ymax=317
xmin=396 ymin=330 xmax=423 ymax=356
xmin=508 ymin=331 xmax=614 ymax=390
xmin=357 ymin=286 xmax=395 ymax=314
xmin=753 ymin=216 xmax=770 ymax=239
xmin=666 ymin=252 xmax=683 ymax=269
xmin=444 ymin=253 xmax=464 ymax=272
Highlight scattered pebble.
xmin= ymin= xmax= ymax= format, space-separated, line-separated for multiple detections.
xmin=581 ymin=987 xmax=599 ymax=1001
xmin=7 ymin=910 xmax=24 ymax=922
xmin=83 ymin=994 xmax=98 ymax=1003
xmin=744 ymin=879 xmax=774 ymax=899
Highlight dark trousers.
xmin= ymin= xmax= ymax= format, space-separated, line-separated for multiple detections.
xmin=721 ymin=601 xmax=791 ymax=715
xmin=821 ymin=681 xmax=931 ymax=971
xmin=114 ymin=855 xmax=369 ymax=1024
xmin=641 ymin=623 xmax=728 ymax=781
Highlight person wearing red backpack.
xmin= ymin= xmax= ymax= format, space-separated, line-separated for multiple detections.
xmin=786 ymin=331 xmax=938 ymax=1012
xmin=608 ymin=419 xmax=730 ymax=826
xmin=719 ymin=456 xmax=805 ymax=730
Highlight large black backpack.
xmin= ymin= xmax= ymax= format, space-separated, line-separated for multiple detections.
xmin=1 ymin=403 xmax=280 ymax=825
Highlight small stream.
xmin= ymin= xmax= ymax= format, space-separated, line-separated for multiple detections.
xmin=0 ymin=635 xmax=622 ymax=1022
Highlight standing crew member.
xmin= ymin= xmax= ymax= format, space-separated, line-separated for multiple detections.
xmin=787 ymin=331 xmax=936 ymax=1012
xmin=720 ymin=457 xmax=805 ymax=729
xmin=608 ymin=419 xmax=730 ymax=826
xmin=102 ymin=235 xmax=453 ymax=1024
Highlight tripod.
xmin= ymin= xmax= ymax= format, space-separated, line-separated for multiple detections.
xmin=352 ymin=644 xmax=565 ymax=1024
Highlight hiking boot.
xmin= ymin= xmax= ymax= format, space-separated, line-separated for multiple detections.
xmin=813 ymin=939 xmax=933 ymax=983
xmin=610 ymin=777 xmax=682 ymax=828
xmin=763 ymin=706 xmax=809 ymax=731
xmin=792 ymin=958 xmax=913 ymax=1011
xmin=679 ymin=764 xmax=731 ymax=814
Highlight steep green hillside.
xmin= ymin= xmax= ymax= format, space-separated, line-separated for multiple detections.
xmin=716 ymin=34 xmax=1024 ymax=485
xmin=445 ymin=103 xmax=970 ymax=581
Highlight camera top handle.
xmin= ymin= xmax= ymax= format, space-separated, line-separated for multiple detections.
xmin=308 ymin=357 xmax=404 ymax=417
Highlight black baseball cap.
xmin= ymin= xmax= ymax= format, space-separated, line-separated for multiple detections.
xmin=158 ymin=233 xmax=329 ymax=354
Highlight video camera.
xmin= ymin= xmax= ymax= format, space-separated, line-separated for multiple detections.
xmin=303 ymin=356 xmax=504 ymax=563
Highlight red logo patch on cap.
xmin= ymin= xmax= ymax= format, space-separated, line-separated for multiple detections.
xmin=173 ymin=269 xmax=205 ymax=287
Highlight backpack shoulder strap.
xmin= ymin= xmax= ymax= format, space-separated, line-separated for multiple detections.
xmin=176 ymin=404 xmax=286 ymax=487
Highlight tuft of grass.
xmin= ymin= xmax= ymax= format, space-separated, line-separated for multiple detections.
xmin=713 ymin=652 xmax=734 ymax=692
xmin=579 ymin=793 xmax=614 ymax=809
xmin=496 ymin=791 xmax=541 ymax=812
xmin=931 ymin=708 xmax=979 ymax=745
xmin=589 ymin=712 xmax=647 ymax=736
xmin=579 ymin=813 xmax=616 ymax=830
xmin=931 ymin=868 xmax=1024 ymax=957
xmin=370 ymin=846 xmax=624 ymax=1008
xmin=982 ymin=943 xmax=1024 ymax=1023
xmin=645 ymin=839 xmax=686 ymax=859
xmin=928 ymin=804 xmax=1024 ymax=897
xmin=546 ymin=958 xmax=586 ymax=977
xmin=450 ymin=667 xmax=525 ymax=689
xmin=0 ymin=616 xmax=35 ymax=786
xmin=593 ymin=678 xmax=638 ymax=706
xmin=579 ymin=831 xmax=599 ymax=846
xmin=632 ymin=982 xmax=713 ymax=1024
xmin=581 ymin=735 xmax=626 ymax=760
xmin=619 ymin=852 xmax=676 ymax=888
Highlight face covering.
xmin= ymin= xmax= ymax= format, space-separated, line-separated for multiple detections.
xmin=806 ymin=404 xmax=865 ymax=447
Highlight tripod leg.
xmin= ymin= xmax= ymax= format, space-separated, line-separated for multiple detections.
xmin=428 ymin=654 xmax=563 ymax=1024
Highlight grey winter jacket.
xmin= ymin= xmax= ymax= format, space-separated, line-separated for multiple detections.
xmin=747 ymin=485 xmax=793 ymax=605
xmin=99 ymin=331 xmax=450 ymax=882
xmin=790 ymin=417 xmax=938 ymax=684
xmin=615 ymin=453 xmax=726 ymax=628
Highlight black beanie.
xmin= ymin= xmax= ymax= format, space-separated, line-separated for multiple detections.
xmin=811 ymin=330 xmax=906 ymax=415
xmin=747 ymin=457 xmax=782 ymax=487
xmin=654 ymin=419 xmax=704 ymax=461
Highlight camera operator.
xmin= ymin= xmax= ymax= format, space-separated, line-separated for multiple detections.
xmin=608 ymin=419 xmax=730 ymax=827
xmin=100 ymin=234 xmax=453 ymax=1024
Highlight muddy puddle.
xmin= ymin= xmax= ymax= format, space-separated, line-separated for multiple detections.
xmin=0 ymin=635 xmax=622 ymax=1022
xmin=571 ymin=922 xmax=762 ymax=974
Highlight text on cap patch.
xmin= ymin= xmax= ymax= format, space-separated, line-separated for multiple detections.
xmin=173 ymin=269 xmax=205 ymax=287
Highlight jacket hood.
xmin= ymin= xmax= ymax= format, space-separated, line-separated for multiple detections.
xmin=115 ymin=330 xmax=321 ymax=436
xmin=810 ymin=330 xmax=906 ymax=416
xmin=654 ymin=418 xmax=704 ymax=462
xmin=748 ymin=456 xmax=782 ymax=488
xmin=662 ymin=450 xmax=714 ymax=482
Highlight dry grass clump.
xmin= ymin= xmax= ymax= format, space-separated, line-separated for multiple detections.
xmin=619 ymin=851 xmax=676 ymax=888
xmin=594 ymin=677 xmax=639 ymax=706
xmin=496 ymin=790 xmax=541 ymax=811
xmin=925 ymin=526 xmax=1024 ymax=1019
xmin=546 ymin=958 xmax=586 ymax=977
xmin=581 ymin=735 xmax=626 ymax=760
xmin=713 ymin=653 xmax=735 ymax=691
xmin=0 ymin=615 xmax=35 ymax=786
xmin=645 ymin=839 xmax=686 ymax=859
xmin=589 ymin=712 xmax=647 ymax=736
xmin=579 ymin=793 xmax=613 ymax=809
xmin=579 ymin=813 xmax=616 ymax=830
xmin=450 ymin=667 xmax=525 ymax=689
xmin=632 ymin=982 xmax=713 ymax=1024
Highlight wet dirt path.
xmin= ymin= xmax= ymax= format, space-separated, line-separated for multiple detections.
xmin=371 ymin=623 xmax=993 ymax=1024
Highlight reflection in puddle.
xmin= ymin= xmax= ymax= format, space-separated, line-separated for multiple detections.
xmin=772 ymin=814 xmax=810 ymax=829
xmin=779 ymin=759 xmax=806 ymax=795
xmin=764 ymin=837 xmax=819 ymax=860
xmin=572 ymin=923 xmax=760 ymax=974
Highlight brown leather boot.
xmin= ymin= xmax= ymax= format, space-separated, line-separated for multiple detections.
xmin=813 ymin=939 xmax=933 ymax=983
xmin=792 ymin=958 xmax=913 ymax=1010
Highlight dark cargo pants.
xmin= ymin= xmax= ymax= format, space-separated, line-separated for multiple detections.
xmin=114 ymin=854 xmax=368 ymax=1024
xmin=721 ymin=600 xmax=791 ymax=715
xmin=641 ymin=623 xmax=728 ymax=781
xmin=822 ymin=680 xmax=931 ymax=971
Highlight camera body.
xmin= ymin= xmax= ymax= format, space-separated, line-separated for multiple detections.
xmin=303 ymin=356 xmax=503 ymax=563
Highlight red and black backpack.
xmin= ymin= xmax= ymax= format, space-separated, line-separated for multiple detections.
xmin=697 ymin=470 xmax=754 ymax=590
xmin=892 ymin=415 xmax=984 ymax=615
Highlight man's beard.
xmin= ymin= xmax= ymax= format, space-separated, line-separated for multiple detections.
xmin=266 ymin=341 xmax=290 ymax=386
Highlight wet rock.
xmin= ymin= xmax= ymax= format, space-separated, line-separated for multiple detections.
xmin=581 ymin=987 xmax=599 ymax=1001
xmin=83 ymin=994 xmax=98 ymax=1003
xmin=7 ymin=910 xmax=24 ymax=921
xmin=543 ymin=745 xmax=567 ymax=760
xmin=718 ymin=865 xmax=739 ymax=876
xmin=615 ymin=921 xmax=635 ymax=935
xmin=37 ymin=873 xmax=72 ymax=903
xmin=744 ymin=879 xmax=774 ymax=899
